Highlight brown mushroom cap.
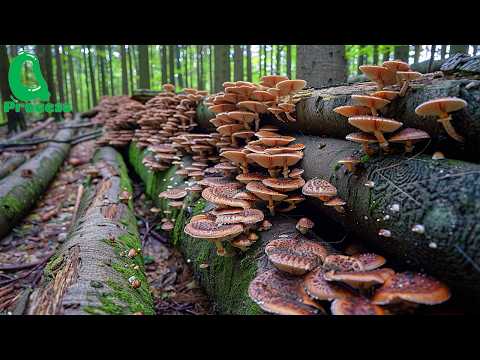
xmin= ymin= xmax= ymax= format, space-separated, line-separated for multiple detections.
xmin=215 ymin=208 xmax=264 ymax=225
xmin=330 ymin=297 xmax=386 ymax=315
xmin=202 ymin=186 xmax=252 ymax=209
xmin=262 ymin=177 xmax=306 ymax=192
xmin=359 ymin=65 xmax=397 ymax=87
xmin=303 ymin=267 xmax=355 ymax=301
xmin=323 ymin=254 xmax=365 ymax=272
xmin=221 ymin=150 xmax=248 ymax=167
xmin=256 ymin=136 xmax=296 ymax=147
xmin=324 ymin=197 xmax=346 ymax=207
xmin=296 ymin=217 xmax=314 ymax=231
xmin=389 ymin=128 xmax=431 ymax=143
xmin=396 ymin=71 xmax=422 ymax=81
xmin=371 ymin=272 xmax=451 ymax=305
xmin=236 ymin=172 xmax=268 ymax=183
xmin=227 ymin=111 xmax=257 ymax=123
xmin=161 ymin=221 xmax=174 ymax=231
xmin=246 ymin=181 xmax=288 ymax=202
xmin=333 ymin=105 xmax=371 ymax=117
xmin=382 ymin=60 xmax=410 ymax=72
xmin=302 ymin=178 xmax=337 ymax=200
xmin=184 ymin=219 xmax=243 ymax=241
xmin=345 ymin=132 xmax=379 ymax=144
xmin=237 ymin=101 xmax=268 ymax=114
xmin=159 ymin=188 xmax=188 ymax=200
xmin=351 ymin=253 xmax=386 ymax=270
xmin=260 ymin=75 xmax=290 ymax=88
xmin=348 ymin=116 xmax=403 ymax=134
xmin=248 ymin=269 xmax=322 ymax=315
xmin=252 ymin=90 xmax=277 ymax=102
xmin=198 ymin=177 xmax=243 ymax=189
xmin=276 ymin=79 xmax=307 ymax=96
xmin=324 ymin=268 xmax=395 ymax=289
xmin=351 ymin=95 xmax=390 ymax=111
xmin=370 ymin=90 xmax=400 ymax=101
xmin=415 ymin=97 xmax=467 ymax=117
xmin=264 ymin=143 xmax=305 ymax=154
xmin=265 ymin=237 xmax=329 ymax=275
xmin=247 ymin=152 xmax=302 ymax=170
xmin=289 ymin=168 xmax=304 ymax=178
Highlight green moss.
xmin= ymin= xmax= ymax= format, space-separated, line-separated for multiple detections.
xmin=43 ymin=253 xmax=64 ymax=279
xmin=0 ymin=194 xmax=24 ymax=220
xmin=360 ymin=154 xmax=370 ymax=163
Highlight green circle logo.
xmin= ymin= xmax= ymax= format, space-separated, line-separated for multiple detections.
xmin=8 ymin=52 xmax=50 ymax=102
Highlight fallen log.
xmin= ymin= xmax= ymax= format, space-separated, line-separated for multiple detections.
xmin=0 ymin=154 xmax=27 ymax=179
xmin=127 ymin=143 xmax=336 ymax=314
xmin=27 ymin=147 xmax=155 ymax=315
xmin=196 ymin=74 xmax=480 ymax=162
xmin=4 ymin=117 xmax=55 ymax=142
xmin=296 ymin=135 xmax=480 ymax=304
xmin=0 ymin=127 xmax=75 ymax=239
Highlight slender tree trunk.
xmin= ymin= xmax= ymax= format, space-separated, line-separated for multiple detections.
xmin=296 ymin=45 xmax=347 ymax=87
xmin=108 ymin=45 xmax=115 ymax=95
xmin=62 ymin=46 xmax=69 ymax=105
xmin=450 ymin=45 xmax=469 ymax=54
xmin=82 ymin=46 xmax=91 ymax=109
xmin=54 ymin=45 xmax=65 ymax=103
xmin=138 ymin=45 xmax=150 ymax=89
xmin=131 ymin=45 xmax=139 ymax=88
xmin=441 ymin=45 xmax=447 ymax=60
xmin=44 ymin=45 xmax=57 ymax=104
xmin=246 ymin=45 xmax=252 ymax=82
xmin=209 ymin=45 xmax=213 ymax=93
xmin=66 ymin=46 xmax=78 ymax=112
xmin=120 ymin=45 xmax=129 ymax=95
xmin=270 ymin=45 xmax=273 ymax=74
xmin=161 ymin=45 xmax=168 ymax=85
xmin=428 ymin=45 xmax=437 ymax=72
xmin=286 ymin=45 xmax=292 ymax=78
xmin=472 ymin=45 xmax=478 ymax=56
xmin=414 ymin=45 xmax=421 ymax=64
xmin=263 ymin=45 xmax=267 ymax=76
xmin=0 ymin=45 xmax=26 ymax=132
xmin=9 ymin=45 xmax=18 ymax=58
xmin=382 ymin=46 xmax=391 ymax=62
xmin=233 ymin=45 xmax=243 ymax=81
xmin=394 ymin=45 xmax=409 ymax=62
xmin=196 ymin=45 xmax=203 ymax=89
xmin=357 ymin=45 xmax=365 ymax=74
xmin=168 ymin=45 xmax=175 ymax=86
xmin=127 ymin=45 xmax=135 ymax=94
xmin=87 ymin=45 xmax=98 ymax=106
xmin=96 ymin=45 xmax=108 ymax=96
xmin=213 ymin=45 xmax=230 ymax=92
xmin=184 ymin=46 xmax=189 ymax=88
xmin=176 ymin=45 xmax=183 ymax=88
xmin=372 ymin=45 xmax=379 ymax=65
xmin=276 ymin=45 xmax=282 ymax=75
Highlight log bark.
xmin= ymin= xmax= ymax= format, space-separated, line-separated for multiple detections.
xmin=295 ymin=135 xmax=480 ymax=304
xmin=0 ymin=155 xmax=27 ymax=180
xmin=0 ymin=126 xmax=75 ymax=239
xmin=27 ymin=147 xmax=155 ymax=315
xmin=127 ymin=143 xmax=335 ymax=314
xmin=4 ymin=117 xmax=55 ymax=142
xmin=196 ymin=74 xmax=480 ymax=162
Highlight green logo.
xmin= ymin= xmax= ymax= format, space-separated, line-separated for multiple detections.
xmin=3 ymin=51 xmax=71 ymax=114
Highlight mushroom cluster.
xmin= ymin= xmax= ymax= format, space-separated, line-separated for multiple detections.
xmin=183 ymin=77 xmax=310 ymax=255
xmin=248 ymin=218 xmax=451 ymax=315
xmin=95 ymin=96 xmax=145 ymax=147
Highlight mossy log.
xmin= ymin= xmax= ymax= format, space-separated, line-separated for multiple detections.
xmin=0 ymin=127 xmax=75 ymax=239
xmin=0 ymin=154 xmax=27 ymax=180
xmin=127 ymin=143 xmax=334 ymax=314
xmin=296 ymin=135 xmax=480 ymax=304
xmin=196 ymin=75 xmax=480 ymax=162
xmin=27 ymin=147 xmax=155 ymax=315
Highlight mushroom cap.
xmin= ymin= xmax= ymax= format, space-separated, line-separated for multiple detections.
xmin=359 ymin=65 xmax=397 ymax=86
xmin=284 ymin=194 xmax=306 ymax=204
xmin=324 ymin=197 xmax=346 ymax=207
xmin=168 ymin=200 xmax=184 ymax=208
xmin=415 ymin=97 xmax=467 ymax=117
xmin=246 ymin=181 xmax=288 ymax=201
xmin=221 ymin=150 xmax=247 ymax=165
xmin=345 ymin=132 xmax=379 ymax=144
xmin=210 ymin=207 xmax=244 ymax=216
xmin=265 ymin=237 xmax=329 ymax=275
xmin=163 ymin=83 xmax=175 ymax=92
xmin=227 ymin=111 xmax=257 ymax=123
xmin=324 ymin=268 xmax=395 ymax=289
xmin=388 ymin=128 xmax=430 ymax=143
xmin=370 ymin=90 xmax=400 ymax=101
xmin=303 ymin=267 xmax=355 ymax=301
xmin=351 ymin=95 xmax=390 ymax=110
xmin=289 ymin=168 xmax=304 ymax=178
xmin=330 ymin=297 xmax=386 ymax=315
xmin=351 ymin=253 xmax=387 ymax=270
xmin=237 ymin=101 xmax=268 ymax=113
xmin=348 ymin=116 xmax=403 ymax=133
xmin=262 ymin=177 xmax=306 ymax=192
xmin=184 ymin=219 xmax=244 ymax=241
xmin=333 ymin=105 xmax=371 ymax=117
xmin=161 ymin=221 xmax=174 ymax=231
xmin=252 ymin=90 xmax=277 ymax=102
xmin=198 ymin=177 xmax=243 ymax=189
xmin=159 ymin=188 xmax=188 ymax=200
xmin=256 ymin=136 xmax=296 ymax=147
xmin=323 ymin=255 xmax=365 ymax=272
xmin=215 ymin=208 xmax=264 ymax=225
xmin=382 ymin=60 xmax=410 ymax=72
xmin=232 ymin=130 xmax=255 ymax=139
xmin=297 ymin=217 xmax=314 ymax=230
xmin=264 ymin=143 xmax=305 ymax=154
xmin=302 ymin=178 xmax=337 ymax=199
xmin=396 ymin=71 xmax=422 ymax=81
xmin=236 ymin=172 xmax=268 ymax=183
xmin=247 ymin=152 xmax=302 ymax=169
xmin=337 ymin=158 xmax=360 ymax=166
xmin=371 ymin=272 xmax=451 ymax=305
xmin=208 ymin=103 xmax=237 ymax=114
xmin=233 ymin=191 xmax=259 ymax=201
xmin=248 ymin=269 xmax=322 ymax=315
xmin=260 ymin=75 xmax=290 ymax=88
xmin=276 ymin=79 xmax=307 ymax=96
xmin=217 ymin=124 xmax=245 ymax=136
xmin=202 ymin=186 xmax=252 ymax=209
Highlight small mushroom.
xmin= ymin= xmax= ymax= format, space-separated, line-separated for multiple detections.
xmin=246 ymin=181 xmax=288 ymax=216
xmin=127 ymin=248 xmax=138 ymax=258
xmin=396 ymin=71 xmax=422 ymax=97
xmin=302 ymin=178 xmax=337 ymax=202
xmin=337 ymin=158 xmax=360 ymax=173
xmin=324 ymin=197 xmax=346 ymax=213
xmin=330 ymin=297 xmax=386 ymax=315
xmin=303 ymin=267 xmax=355 ymax=301
xmin=388 ymin=128 xmax=430 ymax=153
xmin=351 ymin=95 xmax=390 ymax=117
xmin=324 ymin=268 xmax=395 ymax=290
xmin=128 ymin=276 xmax=141 ymax=289
xmin=295 ymin=217 xmax=314 ymax=235
xmin=258 ymin=219 xmax=273 ymax=231
xmin=345 ymin=132 xmax=378 ymax=156
xmin=432 ymin=151 xmax=445 ymax=160
xmin=359 ymin=65 xmax=397 ymax=90
xmin=348 ymin=116 xmax=403 ymax=149
xmin=119 ymin=190 xmax=132 ymax=203
xmin=415 ymin=97 xmax=467 ymax=142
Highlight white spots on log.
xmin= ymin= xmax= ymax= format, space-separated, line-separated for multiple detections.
xmin=378 ymin=229 xmax=391 ymax=237
xmin=364 ymin=216 xmax=369 ymax=220
xmin=383 ymin=215 xmax=390 ymax=220
xmin=389 ymin=203 xmax=400 ymax=212
xmin=429 ymin=242 xmax=438 ymax=249
xmin=364 ymin=181 xmax=375 ymax=188
xmin=187 ymin=258 xmax=192 ymax=263
xmin=411 ymin=224 xmax=425 ymax=234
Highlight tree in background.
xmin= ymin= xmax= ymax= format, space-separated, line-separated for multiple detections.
xmin=234 ymin=45 xmax=243 ymax=81
xmin=120 ymin=45 xmax=129 ymax=95
xmin=214 ymin=45 xmax=230 ymax=92
xmin=138 ymin=45 xmax=150 ymax=89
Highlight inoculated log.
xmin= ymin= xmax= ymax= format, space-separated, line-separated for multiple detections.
xmin=0 ymin=154 xmax=27 ymax=179
xmin=196 ymin=75 xmax=480 ymax=162
xmin=0 ymin=127 xmax=75 ymax=239
xmin=27 ymin=147 xmax=155 ymax=315
xmin=127 ymin=143 xmax=334 ymax=314
xmin=296 ymin=135 xmax=480 ymax=304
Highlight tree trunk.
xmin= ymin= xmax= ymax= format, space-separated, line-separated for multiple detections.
xmin=161 ymin=45 xmax=168 ymax=85
xmin=209 ymin=45 xmax=213 ymax=93
xmin=0 ymin=45 xmax=26 ymax=133
xmin=108 ymin=45 xmax=115 ymax=95
xmin=120 ymin=45 xmax=129 ymax=95
xmin=263 ymin=45 xmax=267 ymax=77
xmin=286 ymin=45 xmax=292 ymax=78
xmin=168 ymin=45 xmax=175 ymax=86
xmin=0 ymin=125 xmax=76 ymax=239
xmin=441 ymin=45 xmax=448 ymax=60
xmin=62 ymin=46 xmax=70 ymax=106
xmin=54 ymin=45 xmax=65 ymax=104
xmin=394 ymin=45 xmax=409 ymax=62
xmin=0 ymin=155 xmax=27 ymax=180
xmin=138 ymin=45 xmax=150 ymax=89
xmin=428 ymin=45 xmax=437 ymax=72
xmin=184 ymin=46 xmax=189 ymax=88
xmin=233 ymin=45 xmax=243 ymax=81
xmin=357 ymin=45 xmax=365 ymax=74
xmin=127 ymin=45 xmax=135 ymax=94
xmin=296 ymin=45 xmax=347 ymax=87
xmin=450 ymin=45 xmax=469 ymax=54
xmin=96 ymin=45 xmax=108 ymax=96
xmin=382 ymin=46 xmax=391 ymax=62
xmin=473 ymin=45 xmax=478 ymax=56
xmin=175 ymin=45 xmax=184 ymax=88
xmin=213 ymin=45 xmax=230 ymax=92
xmin=270 ymin=45 xmax=273 ymax=74
xmin=87 ymin=45 xmax=98 ymax=106
xmin=4 ymin=117 xmax=55 ymax=142
xmin=82 ymin=46 xmax=91 ymax=110
xmin=276 ymin=45 xmax=282 ymax=75
xmin=43 ymin=45 xmax=58 ymax=119
xmin=246 ymin=45 xmax=252 ymax=82
xmin=414 ymin=45 xmax=421 ymax=64
xmin=196 ymin=45 xmax=203 ymax=89
xmin=373 ymin=45 xmax=379 ymax=65
xmin=27 ymin=146 xmax=155 ymax=315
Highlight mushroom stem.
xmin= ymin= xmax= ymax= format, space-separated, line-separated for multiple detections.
xmin=267 ymin=199 xmax=275 ymax=216
xmin=282 ymin=165 xmax=290 ymax=178
xmin=255 ymin=116 xmax=260 ymax=132
xmin=405 ymin=140 xmax=414 ymax=153
xmin=437 ymin=116 xmax=465 ymax=142
xmin=399 ymin=80 xmax=410 ymax=97
xmin=214 ymin=240 xmax=226 ymax=256
xmin=373 ymin=131 xmax=389 ymax=148
xmin=370 ymin=108 xmax=378 ymax=116
xmin=268 ymin=168 xmax=280 ymax=178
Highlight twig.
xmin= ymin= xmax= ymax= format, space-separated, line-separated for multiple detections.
xmin=69 ymin=184 xmax=84 ymax=231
